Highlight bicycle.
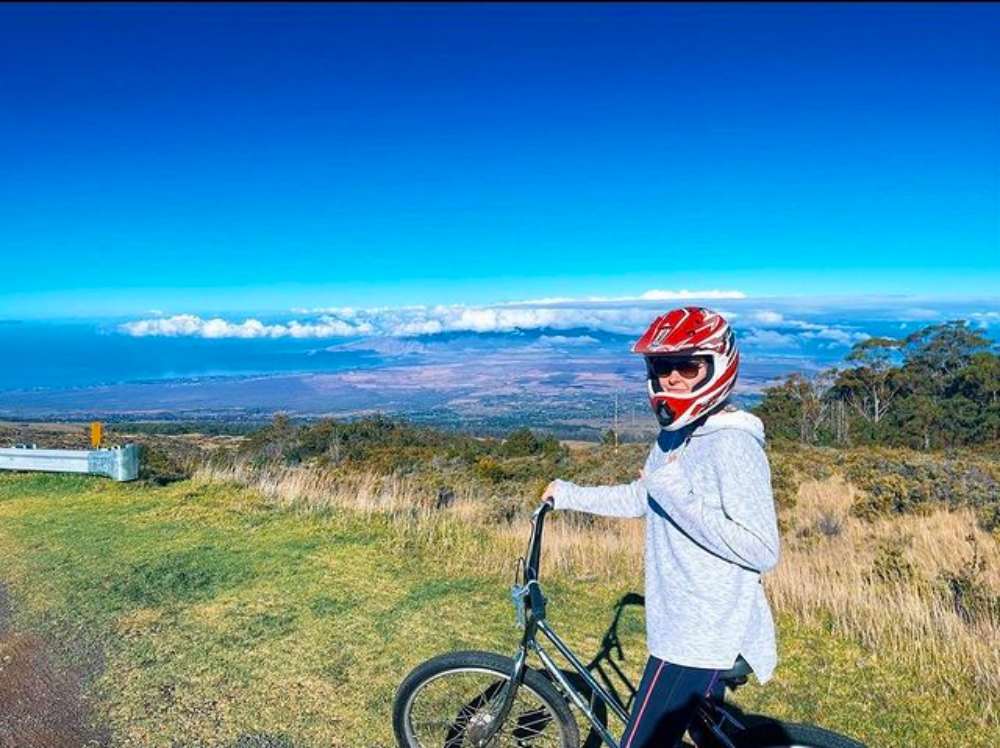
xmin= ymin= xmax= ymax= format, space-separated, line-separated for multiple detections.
xmin=393 ymin=501 xmax=868 ymax=748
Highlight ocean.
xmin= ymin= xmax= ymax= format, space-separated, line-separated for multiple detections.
xmin=0 ymin=320 xmax=384 ymax=392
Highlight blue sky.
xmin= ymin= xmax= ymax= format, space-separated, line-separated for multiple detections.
xmin=1 ymin=3 xmax=999 ymax=319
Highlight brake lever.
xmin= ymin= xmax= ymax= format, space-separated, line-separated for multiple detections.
xmin=513 ymin=556 xmax=525 ymax=586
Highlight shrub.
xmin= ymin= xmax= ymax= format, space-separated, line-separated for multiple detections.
xmin=815 ymin=511 xmax=843 ymax=538
xmin=137 ymin=441 xmax=198 ymax=486
xmin=939 ymin=534 xmax=1000 ymax=627
xmin=976 ymin=503 xmax=1000 ymax=535
xmin=499 ymin=428 xmax=565 ymax=460
xmin=474 ymin=457 xmax=509 ymax=484
xmin=845 ymin=450 xmax=1000 ymax=522
xmin=849 ymin=472 xmax=919 ymax=519
xmin=485 ymin=495 xmax=525 ymax=525
xmin=768 ymin=456 xmax=798 ymax=512
xmin=500 ymin=428 xmax=542 ymax=457
xmin=868 ymin=534 xmax=915 ymax=586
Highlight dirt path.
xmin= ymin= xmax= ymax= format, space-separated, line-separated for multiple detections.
xmin=0 ymin=581 xmax=110 ymax=748
xmin=0 ymin=582 xmax=10 ymax=637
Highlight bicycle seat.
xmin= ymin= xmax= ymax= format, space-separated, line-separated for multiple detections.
xmin=717 ymin=655 xmax=753 ymax=687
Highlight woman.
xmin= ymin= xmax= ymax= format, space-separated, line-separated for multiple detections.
xmin=542 ymin=306 xmax=780 ymax=748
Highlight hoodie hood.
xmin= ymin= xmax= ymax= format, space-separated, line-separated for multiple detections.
xmin=690 ymin=408 xmax=766 ymax=446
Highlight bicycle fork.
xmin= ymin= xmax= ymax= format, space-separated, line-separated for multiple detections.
xmin=476 ymin=615 xmax=625 ymax=748
xmin=466 ymin=628 xmax=534 ymax=747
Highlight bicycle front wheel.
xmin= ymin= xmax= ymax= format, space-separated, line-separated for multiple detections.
xmin=393 ymin=650 xmax=581 ymax=748
xmin=730 ymin=720 xmax=867 ymax=748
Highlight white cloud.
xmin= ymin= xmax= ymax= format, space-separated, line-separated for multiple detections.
xmin=971 ymin=311 xmax=1000 ymax=328
xmin=734 ymin=309 xmax=866 ymax=347
xmin=116 ymin=290 xmax=917 ymax=348
xmin=741 ymin=329 xmax=799 ymax=347
xmin=750 ymin=310 xmax=784 ymax=324
xmin=799 ymin=327 xmax=870 ymax=346
xmin=534 ymin=334 xmax=600 ymax=347
xmin=388 ymin=305 xmax=652 ymax=336
xmin=117 ymin=303 xmax=877 ymax=348
xmin=120 ymin=300 xmax=671 ymax=340
xmin=119 ymin=314 xmax=373 ymax=339
xmin=274 ymin=290 xmax=749 ymax=340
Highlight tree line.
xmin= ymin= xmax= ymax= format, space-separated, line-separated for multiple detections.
xmin=752 ymin=320 xmax=1000 ymax=450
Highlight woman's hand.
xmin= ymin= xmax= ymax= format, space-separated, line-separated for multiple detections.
xmin=541 ymin=479 xmax=559 ymax=507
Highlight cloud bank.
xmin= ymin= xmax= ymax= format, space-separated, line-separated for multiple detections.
xmin=118 ymin=290 xmax=991 ymax=354
xmin=120 ymin=314 xmax=372 ymax=339
xmin=120 ymin=289 xmax=747 ymax=340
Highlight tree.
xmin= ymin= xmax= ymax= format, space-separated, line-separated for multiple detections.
xmin=753 ymin=320 xmax=999 ymax=449
xmin=954 ymin=350 xmax=1000 ymax=444
xmin=753 ymin=378 xmax=805 ymax=443
xmin=836 ymin=337 xmax=903 ymax=425
xmin=501 ymin=427 xmax=542 ymax=457
xmin=942 ymin=395 xmax=983 ymax=448
xmin=794 ymin=369 xmax=837 ymax=444
xmin=899 ymin=320 xmax=991 ymax=397
xmin=892 ymin=394 xmax=945 ymax=451
xmin=982 ymin=401 xmax=1000 ymax=444
xmin=956 ymin=351 xmax=1000 ymax=407
xmin=829 ymin=397 xmax=852 ymax=447
xmin=753 ymin=370 xmax=835 ymax=445
xmin=602 ymin=428 xmax=619 ymax=450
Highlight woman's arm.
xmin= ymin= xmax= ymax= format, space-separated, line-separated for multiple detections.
xmin=545 ymin=477 xmax=647 ymax=518
xmin=643 ymin=430 xmax=780 ymax=572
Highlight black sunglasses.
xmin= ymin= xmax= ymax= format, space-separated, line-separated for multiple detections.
xmin=646 ymin=357 xmax=706 ymax=380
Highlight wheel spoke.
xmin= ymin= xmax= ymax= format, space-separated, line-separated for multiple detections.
xmin=403 ymin=668 xmax=567 ymax=747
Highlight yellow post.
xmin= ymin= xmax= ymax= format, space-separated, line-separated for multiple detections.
xmin=90 ymin=421 xmax=103 ymax=449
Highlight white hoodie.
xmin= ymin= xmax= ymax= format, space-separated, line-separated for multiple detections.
xmin=551 ymin=407 xmax=781 ymax=682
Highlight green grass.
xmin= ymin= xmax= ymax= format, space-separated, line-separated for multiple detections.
xmin=0 ymin=471 xmax=994 ymax=747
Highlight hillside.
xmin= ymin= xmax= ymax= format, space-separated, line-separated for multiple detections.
xmin=0 ymin=420 xmax=997 ymax=747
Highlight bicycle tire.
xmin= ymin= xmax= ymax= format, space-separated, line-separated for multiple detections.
xmin=729 ymin=720 xmax=867 ymax=748
xmin=393 ymin=650 xmax=581 ymax=748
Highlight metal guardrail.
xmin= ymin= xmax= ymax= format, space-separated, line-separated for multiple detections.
xmin=0 ymin=443 xmax=140 ymax=482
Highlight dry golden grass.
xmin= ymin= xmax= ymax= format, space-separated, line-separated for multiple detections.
xmin=485 ymin=477 xmax=1000 ymax=724
xmin=483 ymin=515 xmax=644 ymax=581
xmin=194 ymin=458 xmax=1000 ymax=727
xmin=768 ymin=476 xmax=1000 ymax=724
xmin=194 ymin=461 xmax=448 ymax=515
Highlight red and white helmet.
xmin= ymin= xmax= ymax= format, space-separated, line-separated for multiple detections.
xmin=631 ymin=306 xmax=740 ymax=431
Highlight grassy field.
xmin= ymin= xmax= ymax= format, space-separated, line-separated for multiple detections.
xmin=0 ymin=468 xmax=997 ymax=747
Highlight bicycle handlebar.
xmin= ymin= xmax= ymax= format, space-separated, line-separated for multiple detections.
xmin=524 ymin=500 xmax=553 ymax=583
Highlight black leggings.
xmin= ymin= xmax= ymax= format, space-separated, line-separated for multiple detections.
xmin=619 ymin=656 xmax=722 ymax=748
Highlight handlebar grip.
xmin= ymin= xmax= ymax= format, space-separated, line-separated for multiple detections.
xmin=533 ymin=499 xmax=555 ymax=519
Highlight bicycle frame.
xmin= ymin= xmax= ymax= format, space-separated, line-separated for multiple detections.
xmin=480 ymin=501 xmax=746 ymax=748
